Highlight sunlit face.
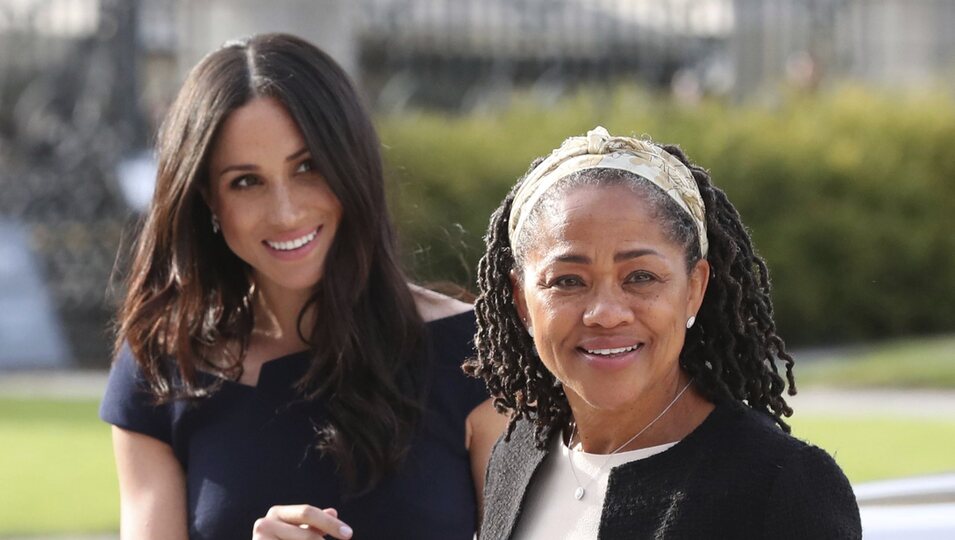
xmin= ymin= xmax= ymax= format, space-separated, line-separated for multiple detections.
xmin=207 ymin=97 xmax=342 ymax=297
xmin=512 ymin=184 xmax=709 ymax=414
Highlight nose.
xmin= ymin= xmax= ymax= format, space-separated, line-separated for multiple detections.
xmin=269 ymin=181 xmax=305 ymax=228
xmin=582 ymin=284 xmax=635 ymax=329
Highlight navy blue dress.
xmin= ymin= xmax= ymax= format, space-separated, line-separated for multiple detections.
xmin=100 ymin=311 xmax=487 ymax=540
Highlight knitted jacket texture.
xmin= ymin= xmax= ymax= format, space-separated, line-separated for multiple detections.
xmin=480 ymin=400 xmax=862 ymax=539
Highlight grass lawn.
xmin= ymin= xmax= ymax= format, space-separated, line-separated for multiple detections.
xmin=4 ymin=404 xmax=955 ymax=537
xmin=796 ymin=335 xmax=955 ymax=389
xmin=3 ymin=329 xmax=955 ymax=536
xmin=790 ymin=335 xmax=955 ymax=482
xmin=0 ymin=398 xmax=118 ymax=536
xmin=791 ymin=414 xmax=955 ymax=483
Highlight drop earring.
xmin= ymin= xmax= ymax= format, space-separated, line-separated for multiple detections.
xmin=211 ymin=214 xmax=220 ymax=234
xmin=686 ymin=315 xmax=696 ymax=329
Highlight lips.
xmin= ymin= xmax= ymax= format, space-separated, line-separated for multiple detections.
xmin=264 ymin=227 xmax=320 ymax=252
xmin=576 ymin=338 xmax=645 ymax=370
xmin=577 ymin=337 xmax=644 ymax=356
xmin=582 ymin=344 xmax=642 ymax=356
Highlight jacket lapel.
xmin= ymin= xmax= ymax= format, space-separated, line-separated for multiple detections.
xmin=480 ymin=418 xmax=551 ymax=539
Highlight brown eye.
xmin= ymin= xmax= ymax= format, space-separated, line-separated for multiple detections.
xmin=625 ymin=271 xmax=655 ymax=284
xmin=295 ymin=159 xmax=315 ymax=174
xmin=553 ymin=275 xmax=585 ymax=288
xmin=230 ymin=174 xmax=258 ymax=189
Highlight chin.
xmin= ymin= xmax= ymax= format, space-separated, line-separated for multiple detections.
xmin=569 ymin=380 xmax=646 ymax=412
xmin=260 ymin=269 xmax=324 ymax=294
xmin=286 ymin=275 xmax=324 ymax=292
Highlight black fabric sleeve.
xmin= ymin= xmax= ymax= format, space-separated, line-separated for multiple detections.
xmin=432 ymin=310 xmax=490 ymax=411
xmin=98 ymin=344 xmax=173 ymax=444
xmin=763 ymin=444 xmax=863 ymax=539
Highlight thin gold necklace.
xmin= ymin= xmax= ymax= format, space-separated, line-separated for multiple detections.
xmin=566 ymin=378 xmax=694 ymax=501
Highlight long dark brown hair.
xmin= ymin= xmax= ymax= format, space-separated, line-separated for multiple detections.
xmin=465 ymin=143 xmax=796 ymax=447
xmin=114 ymin=33 xmax=425 ymax=493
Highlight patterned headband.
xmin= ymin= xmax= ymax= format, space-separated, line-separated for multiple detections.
xmin=507 ymin=126 xmax=708 ymax=257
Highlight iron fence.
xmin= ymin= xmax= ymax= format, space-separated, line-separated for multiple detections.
xmin=3 ymin=0 xmax=955 ymax=367
xmin=0 ymin=0 xmax=141 ymax=367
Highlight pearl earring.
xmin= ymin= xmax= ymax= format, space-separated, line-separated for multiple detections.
xmin=686 ymin=316 xmax=696 ymax=329
xmin=211 ymin=214 xmax=220 ymax=234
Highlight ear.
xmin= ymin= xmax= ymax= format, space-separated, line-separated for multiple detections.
xmin=198 ymin=182 xmax=215 ymax=214
xmin=686 ymin=258 xmax=710 ymax=318
xmin=509 ymin=268 xmax=530 ymax=326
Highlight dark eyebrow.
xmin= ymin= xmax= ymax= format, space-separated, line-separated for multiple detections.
xmin=217 ymin=147 xmax=309 ymax=178
xmin=548 ymin=248 xmax=660 ymax=265
xmin=218 ymin=163 xmax=257 ymax=178
xmin=552 ymin=253 xmax=591 ymax=264
xmin=285 ymin=147 xmax=308 ymax=161
xmin=614 ymin=248 xmax=660 ymax=262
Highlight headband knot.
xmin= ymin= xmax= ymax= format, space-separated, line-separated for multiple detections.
xmin=508 ymin=126 xmax=708 ymax=257
xmin=587 ymin=126 xmax=611 ymax=154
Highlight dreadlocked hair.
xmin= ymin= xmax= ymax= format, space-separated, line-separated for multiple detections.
xmin=464 ymin=143 xmax=797 ymax=449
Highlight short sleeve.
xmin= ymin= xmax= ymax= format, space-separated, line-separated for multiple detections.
xmin=764 ymin=444 xmax=862 ymax=539
xmin=429 ymin=310 xmax=489 ymax=411
xmin=99 ymin=344 xmax=173 ymax=444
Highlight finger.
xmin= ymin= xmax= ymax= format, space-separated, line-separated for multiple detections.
xmin=324 ymin=508 xmax=338 ymax=518
xmin=265 ymin=505 xmax=353 ymax=539
xmin=252 ymin=517 xmax=325 ymax=540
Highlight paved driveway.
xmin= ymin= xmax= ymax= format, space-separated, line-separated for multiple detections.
xmin=4 ymin=369 xmax=955 ymax=417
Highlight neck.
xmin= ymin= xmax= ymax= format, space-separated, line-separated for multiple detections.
xmin=567 ymin=372 xmax=713 ymax=454
xmin=251 ymin=280 xmax=315 ymax=352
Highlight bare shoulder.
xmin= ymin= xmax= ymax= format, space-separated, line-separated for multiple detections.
xmin=467 ymin=398 xmax=509 ymax=441
xmin=409 ymin=283 xmax=473 ymax=322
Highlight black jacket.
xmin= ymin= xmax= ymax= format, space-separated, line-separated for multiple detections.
xmin=481 ymin=400 xmax=862 ymax=539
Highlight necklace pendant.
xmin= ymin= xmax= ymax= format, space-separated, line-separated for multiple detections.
xmin=574 ymin=486 xmax=585 ymax=500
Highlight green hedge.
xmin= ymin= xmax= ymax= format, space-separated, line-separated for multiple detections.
xmin=378 ymin=87 xmax=955 ymax=345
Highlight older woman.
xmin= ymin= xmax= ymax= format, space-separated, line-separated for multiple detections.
xmin=466 ymin=127 xmax=862 ymax=539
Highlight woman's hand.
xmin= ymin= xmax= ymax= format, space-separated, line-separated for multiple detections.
xmin=252 ymin=505 xmax=353 ymax=539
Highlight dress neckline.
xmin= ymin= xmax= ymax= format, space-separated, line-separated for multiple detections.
xmin=204 ymin=309 xmax=475 ymax=391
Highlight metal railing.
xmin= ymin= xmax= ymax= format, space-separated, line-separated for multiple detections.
xmin=3 ymin=0 xmax=954 ymax=368
xmin=0 ymin=0 xmax=141 ymax=367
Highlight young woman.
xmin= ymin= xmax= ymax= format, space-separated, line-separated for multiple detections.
xmin=467 ymin=127 xmax=862 ymax=539
xmin=100 ymin=33 xmax=504 ymax=540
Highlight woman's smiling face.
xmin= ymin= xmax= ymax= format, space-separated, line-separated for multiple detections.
xmin=206 ymin=97 xmax=342 ymax=297
xmin=512 ymin=183 xmax=709 ymax=414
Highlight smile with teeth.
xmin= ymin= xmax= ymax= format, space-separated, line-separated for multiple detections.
xmin=582 ymin=344 xmax=642 ymax=356
xmin=265 ymin=228 xmax=319 ymax=251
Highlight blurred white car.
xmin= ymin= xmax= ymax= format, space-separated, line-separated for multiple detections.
xmin=856 ymin=473 xmax=955 ymax=539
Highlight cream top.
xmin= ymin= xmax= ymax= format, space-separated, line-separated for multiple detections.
xmin=512 ymin=435 xmax=678 ymax=539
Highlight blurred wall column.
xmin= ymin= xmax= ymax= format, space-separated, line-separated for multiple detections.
xmin=731 ymin=0 xmax=955 ymax=98
xmin=175 ymin=0 xmax=358 ymax=79
xmin=100 ymin=0 xmax=145 ymax=149
xmin=731 ymin=0 xmax=819 ymax=99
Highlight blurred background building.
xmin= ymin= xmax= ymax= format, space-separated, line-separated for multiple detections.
xmin=2 ymin=0 xmax=955 ymax=369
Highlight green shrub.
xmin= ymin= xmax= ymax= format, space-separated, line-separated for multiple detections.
xmin=378 ymin=86 xmax=955 ymax=345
